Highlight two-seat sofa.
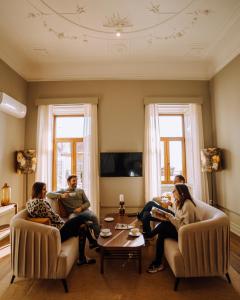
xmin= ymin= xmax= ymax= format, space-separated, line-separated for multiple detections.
xmin=163 ymin=199 xmax=230 ymax=290
xmin=10 ymin=199 xmax=79 ymax=293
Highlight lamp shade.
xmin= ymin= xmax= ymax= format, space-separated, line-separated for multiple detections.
xmin=0 ymin=92 xmax=27 ymax=118
xmin=16 ymin=150 xmax=37 ymax=174
xmin=201 ymin=148 xmax=222 ymax=172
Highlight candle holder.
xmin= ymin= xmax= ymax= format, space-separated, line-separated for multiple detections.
xmin=119 ymin=194 xmax=125 ymax=216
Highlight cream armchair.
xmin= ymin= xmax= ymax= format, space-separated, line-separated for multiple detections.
xmin=10 ymin=209 xmax=79 ymax=292
xmin=164 ymin=200 xmax=230 ymax=290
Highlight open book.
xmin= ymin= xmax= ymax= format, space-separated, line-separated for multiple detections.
xmin=150 ymin=207 xmax=171 ymax=220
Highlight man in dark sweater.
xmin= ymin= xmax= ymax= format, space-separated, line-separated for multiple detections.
xmin=47 ymin=175 xmax=100 ymax=245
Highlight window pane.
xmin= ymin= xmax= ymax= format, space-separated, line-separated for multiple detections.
xmin=55 ymin=117 xmax=84 ymax=138
xmin=76 ymin=142 xmax=84 ymax=189
xmin=169 ymin=141 xmax=183 ymax=181
xmin=160 ymin=141 xmax=165 ymax=181
xmin=56 ymin=142 xmax=71 ymax=190
xmin=159 ymin=116 xmax=183 ymax=137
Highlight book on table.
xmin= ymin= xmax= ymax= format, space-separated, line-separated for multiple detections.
xmin=115 ymin=223 xmax=134 ymax=230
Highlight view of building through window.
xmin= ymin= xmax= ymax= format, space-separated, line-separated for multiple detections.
xmin=159 ymin=115 xmax=186 ymax=183
xmin=53 ymin=116 xmax=84 ymax=190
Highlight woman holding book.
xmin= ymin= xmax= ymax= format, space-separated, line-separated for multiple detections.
xmin=147 ymin=184 xmax=199 ymax=273
xmin=138 ymin=175 xmax=185 ymax=236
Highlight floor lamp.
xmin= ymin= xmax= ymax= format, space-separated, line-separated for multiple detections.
xmin=16 ymin=150 xmax=37 ymax=202
xmin=200 ymin=147 xmax=222 ymax=206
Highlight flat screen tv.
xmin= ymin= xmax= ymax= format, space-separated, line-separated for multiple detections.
xmin=100 ymin=152 xmax=142 ymax=177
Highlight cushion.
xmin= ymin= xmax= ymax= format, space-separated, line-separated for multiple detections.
xmin=27 ymin=217 xmax=51 ymax=225
xmin=58 ymin=200 xmax=69 ymax=219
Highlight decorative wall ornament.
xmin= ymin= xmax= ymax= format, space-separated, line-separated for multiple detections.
xmin=16 ymin=150 xmax=37 ymax=174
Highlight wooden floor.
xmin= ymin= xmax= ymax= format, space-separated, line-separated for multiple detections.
xmin=230 ymin=232 xmax=240 ymax=274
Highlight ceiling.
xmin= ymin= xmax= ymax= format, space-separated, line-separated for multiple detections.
xmin=0 ymin=0 xmax=240 ymax=81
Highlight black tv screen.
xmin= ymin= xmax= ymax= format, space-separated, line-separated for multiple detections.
xmin=100 ymin=152 xmax=142 ymax=177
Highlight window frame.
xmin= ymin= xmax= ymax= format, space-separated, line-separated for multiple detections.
xmin=159 ymin=114 xmax=187 ymax=184
xmin=52 ymin=114 xmax=84 ymax=190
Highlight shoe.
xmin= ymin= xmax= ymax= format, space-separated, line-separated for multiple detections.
xmin=77 ymin=257 xmax=96 ymax=266
xmin=147 ymin=263 xmax=164 ymax=273
xmin=89 ymin=240 xmax=99 ymax=249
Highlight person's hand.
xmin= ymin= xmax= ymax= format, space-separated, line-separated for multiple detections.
xmin=74 ymin=207 xmax=82 ymax=213
xmin=164 ymin=213 xmax=171 ymax=220
xmin=61 ymin=192 xmax=69 ymax=199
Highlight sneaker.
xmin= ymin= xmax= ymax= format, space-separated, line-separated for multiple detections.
xmin=147 ymin=263 xmax=164 ymax=273
xmin=77 ymin=257 xmax=96 ymax=266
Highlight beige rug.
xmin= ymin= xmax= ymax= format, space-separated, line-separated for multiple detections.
xmin=0 ymin=243 xmax=239 ymax=300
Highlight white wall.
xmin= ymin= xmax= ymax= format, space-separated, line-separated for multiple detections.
xmin=210 ymin=54 xmax=240 ymax=236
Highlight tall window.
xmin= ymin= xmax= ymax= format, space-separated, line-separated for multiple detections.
xmin=53 ymin=115 xmax=84 ymax=190
xmin=159 ymin=115 xmax=186 ymax=184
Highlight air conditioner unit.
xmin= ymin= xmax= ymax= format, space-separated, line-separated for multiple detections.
xmin=0 ymin=92 xmax=26 ymax=118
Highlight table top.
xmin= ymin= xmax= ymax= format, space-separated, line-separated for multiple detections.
xmin=98 ymin=213 xmax=145 ymax=248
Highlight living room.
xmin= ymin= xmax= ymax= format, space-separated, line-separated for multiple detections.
xmin=0 ymin=1 xmax=240 ymax=299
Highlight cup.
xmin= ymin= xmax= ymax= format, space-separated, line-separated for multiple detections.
xmin=130 ymin=228 xmax=140 ymax=236
xmin=101 ymin=228 xmax=111 ymax=236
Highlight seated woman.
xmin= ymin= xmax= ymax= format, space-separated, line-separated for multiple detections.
xmin=147 ymin=184 xmax=199 ymax=273
xmin=26 ymin=182 xmax=96 ymax=266
xmin=138 ymin=175 xmax=185 ymax=236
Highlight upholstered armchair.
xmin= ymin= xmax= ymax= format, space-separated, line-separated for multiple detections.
xmin=10 ymin=209 xmax=79 ymax=292
xmin=163 ymin=200 xmax=230 ymax=290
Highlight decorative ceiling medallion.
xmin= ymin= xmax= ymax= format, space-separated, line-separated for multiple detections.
xmin=148 ymin=2 xmax=161 ymax=14
xmin=103 ymin=13 xmax=133 ymax=29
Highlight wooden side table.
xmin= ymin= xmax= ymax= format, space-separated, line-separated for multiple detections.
xmin=0 ymin=203 xmax=18 ymax=241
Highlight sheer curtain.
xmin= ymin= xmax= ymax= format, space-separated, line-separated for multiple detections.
xmin=36 ymin=105 xmax=54 ymax=191
xmin=82 ymin=104 xmax=100 ymax=217
xmin=185 ymin=104 xmax=209 ymax=202
xmin=144 ymin=104 xmax=162 ymax=202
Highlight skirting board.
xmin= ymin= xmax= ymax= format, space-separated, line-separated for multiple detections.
xmin=230 ymin=221 xmax=240 ymax=237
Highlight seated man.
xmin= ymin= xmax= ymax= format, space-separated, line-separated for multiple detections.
xmin=138 ymin=175 xmax=185 ymax=237
xmin=47 ymin=175 xmax=100 ymax=248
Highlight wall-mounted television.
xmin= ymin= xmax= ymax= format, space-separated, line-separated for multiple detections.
xmin=100 ymin=152 xmax=142 ymax=177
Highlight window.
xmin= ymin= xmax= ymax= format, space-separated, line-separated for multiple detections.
xmin=53 ymin=115 xmax=84 ymax=190
xmin=159 ymin=115 xmax=186 ymax=184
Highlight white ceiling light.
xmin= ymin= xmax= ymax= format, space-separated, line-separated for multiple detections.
xmin=116 ymin=31 xmax=121 ymax=37
xmin=0 ymin=92 xmax=27 ymax=118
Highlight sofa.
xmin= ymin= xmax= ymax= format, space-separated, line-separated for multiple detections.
xmin=10 ymin=206 xmax=79 ymax=292
xmin=163 ymin=200 xmax=230 ymax=290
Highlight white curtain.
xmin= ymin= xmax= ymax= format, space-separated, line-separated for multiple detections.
xmin=36 ymin=105 xmax=54 ymax=191
xmin=144 ymin=104 xmax=162 ymax=202
xmin=185 ymin=104 xmax=209 ymax=202
xmin=82 ymin=104 xmax=100 ymax=217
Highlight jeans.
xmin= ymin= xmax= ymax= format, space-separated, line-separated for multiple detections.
xmin=60 ymin=214 xmax=88 ymax=261
xmin=70 ymin=209 xmax=100 ymax=238
xmin=139 ymin=201 xmax=174 ymax=236
xmin=148 ymin=221 xmax=178 ymax=265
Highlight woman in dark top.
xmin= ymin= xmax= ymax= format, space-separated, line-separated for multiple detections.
xmin=26 ymin=182 xmax=96 ymax=265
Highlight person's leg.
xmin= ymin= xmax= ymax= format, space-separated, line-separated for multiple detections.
xmin=60 ymin=216 xmax=96 ymax=265
xmin=79 ymin=209 xmax=100 ymax=238
xmin=148 ymin=221 xmax=178 ymax=273
xmin=142 ymin=212 xmax=161 ymax=237
xmin=139 ymin=201 xmax=174 ymax=221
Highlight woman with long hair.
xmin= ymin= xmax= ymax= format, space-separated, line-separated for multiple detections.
xmin=26 ymin=182 xmax=96 ymax=266
xmin=147 ymin=184 xmax=199 ymax=273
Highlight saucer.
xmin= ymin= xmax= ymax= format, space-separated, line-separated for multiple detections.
xmin=100 ymin=232 xmax=112 ymax=237
xmin=104 ymin=217 xmax=114 ymax=222
xmin=129 ymin=232 xmax=141 ymax=237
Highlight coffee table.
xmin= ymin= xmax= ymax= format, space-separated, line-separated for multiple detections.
xmin=97 ymin=213 xmax=145 ymax=274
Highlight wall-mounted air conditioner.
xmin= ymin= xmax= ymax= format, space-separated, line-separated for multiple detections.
xmin=0 ymin=92 xmax=26 ymax=118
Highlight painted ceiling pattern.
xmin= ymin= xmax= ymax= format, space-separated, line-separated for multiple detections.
xmin=0 ymin=0 xmax=239 ymax=80
xmin=26 ymin=0 xmax=211 ymax=42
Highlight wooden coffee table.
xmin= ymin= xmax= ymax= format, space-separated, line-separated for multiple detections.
xmin=97 ymin=213 xmax=145 ymax=274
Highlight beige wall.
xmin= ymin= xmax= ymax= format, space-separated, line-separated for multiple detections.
xmin=0 ymin=59 xmax=27 ymax=209
xmin=210 ymin=54 xmax=240 ymax=235
xmin=26 ymin=80 xmax=212 ymax=212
